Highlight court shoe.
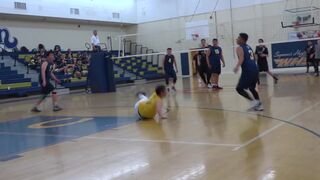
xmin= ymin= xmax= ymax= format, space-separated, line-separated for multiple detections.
xmin=254 ymin=102 xmax=264 ymax=111
xmin=207 ymin=83 xmax=213 ymax=89
xmin=53 ymin=106 xmax=63 ymax=112
xmin=248 ymin=100 xmax=261 ymax=111
xmin=136 ymin=91 xmax=146 ymax=99
xmin=31 ymin=107 xmax=41 ymax=113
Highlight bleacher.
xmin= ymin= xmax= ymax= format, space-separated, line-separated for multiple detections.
xmin=16 ymin=51 xmax=134 ymax=87
xmin=0 ymin=62 xmax=39 ymax=96
xmin=0 ymin=42 xmax=164 ymax=97
xmin=112 ymin=56 xmax=163 ymax=80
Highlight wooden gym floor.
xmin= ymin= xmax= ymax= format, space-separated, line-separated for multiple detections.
xmin=0 ymin=74 xmax=319 ymax=180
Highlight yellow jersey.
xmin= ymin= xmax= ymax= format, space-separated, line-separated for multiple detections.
xmin=138 ymin=92 xmax=161 ymax=119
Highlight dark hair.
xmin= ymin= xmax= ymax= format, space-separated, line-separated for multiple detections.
xmin=201 ymin=39 xmax=206 ymax=41
xmin=45 ymin=50 xmax=54 ymax=57
xmin=38 ymin=44 xmax=45 ymax=50
xmin=239 ymin=33 xmax=249 ymax=42
xmin=167 ymin=48 xmax=172 ymax=50
xmin=155 ymin=85 xmax=166 ymax=96
xmin=54 ymin=45 xmax=61 ymax=51
xmin=259 ymin=39 xmax=264 ymax=42
xmin=213 ymin=38 xmax=218 ymax=41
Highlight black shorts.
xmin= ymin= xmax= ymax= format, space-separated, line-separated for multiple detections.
xmin=258 ymin=59 xmax=269 ymax=72
xmin=165 ymin=69 xmax=177 ymax=79
xmin=197 ymin=65 xmax=208 ymax=73
xmin=237 ymin=72 xmax=259 ymax=89
xmin=41 ymin=82 xmax=55 ymax=95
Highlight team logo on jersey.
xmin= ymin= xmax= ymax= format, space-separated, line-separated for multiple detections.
xmin=0 ymin=28 xmax=18 ymax=49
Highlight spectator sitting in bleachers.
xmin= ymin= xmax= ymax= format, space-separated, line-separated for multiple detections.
xmin=29 ymin=48 xmax=45 ymax=70
xmin=54 ymin=54 xmax=68 ymax=74
xmin=53 ymin=45 xmax=62 ymax=62
xmin=73 ymin=60 xmax=82 ymax=79
xmin=66 ymin=48 xmax=73 ymax=59
xmin=37 ymin=44 xmax=46 ymax=52
xmin=20 ymin=46 xmax=29 ymax=53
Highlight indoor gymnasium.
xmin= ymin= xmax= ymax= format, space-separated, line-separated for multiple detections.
xmin=1 ymin=0 xmax=320 ymax=179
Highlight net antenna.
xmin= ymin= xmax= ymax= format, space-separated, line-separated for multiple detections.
xmin=281 ymin=0 xmax=320 ymax=29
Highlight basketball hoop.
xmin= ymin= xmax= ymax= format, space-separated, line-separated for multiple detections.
xmin=191 ymin=34 xmax=199 ymax=41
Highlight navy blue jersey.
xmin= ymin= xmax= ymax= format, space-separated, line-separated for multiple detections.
xmin=209 ymin=45 xmax=222 ymax=65
xmin=164 ymin=55 xmax=175 ymax=70
xmin=240 ymin=44 xmax=258 ymax=74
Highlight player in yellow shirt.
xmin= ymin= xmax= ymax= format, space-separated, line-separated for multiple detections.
xmin=135 ymin=85 xmax=168 ymax=120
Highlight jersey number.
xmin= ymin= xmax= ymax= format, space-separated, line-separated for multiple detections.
xmin=248 ymin=50 xmax=255 ymax=60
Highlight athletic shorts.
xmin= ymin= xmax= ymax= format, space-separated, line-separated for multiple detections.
xmin=41 ymin=82 xmax=55 ymax=95
xmin=165 ymin=69 xmax=177 ymax=79
xmin=134 ymin=95 xmax=148 ymax=119
xmin=197 ymin=65 xmax=208 ymax=73
xmin=237 ymin=72 xmax=259 ymax=89
xmin=210 ymin=63 xmax=221 ymax=75
xmin=258 ymin=59 xmax=269 ymax=72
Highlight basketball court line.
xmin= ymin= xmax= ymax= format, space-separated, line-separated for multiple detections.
xmin=233 ymin=101 xmax=320 ymax=151
xmin=0 ymin=132 xmax=241 ymax=148
xmin=48 ymin=104 xmax=320 ymax=138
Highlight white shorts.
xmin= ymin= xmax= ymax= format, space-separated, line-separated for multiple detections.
xmin=134 ymin=94 xmax=148 ymax=118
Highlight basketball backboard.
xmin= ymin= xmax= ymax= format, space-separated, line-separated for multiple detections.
xmin=281 ymin=6 xmax=320 ymax=28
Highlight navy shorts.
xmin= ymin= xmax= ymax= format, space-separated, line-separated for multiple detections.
xmin=41 ymin=82 xmax=55 ymax=95
xmin=210 ymin=63 xmax=221 ymax=75
xmin=237 ymin=72 xmax=259 ymax=89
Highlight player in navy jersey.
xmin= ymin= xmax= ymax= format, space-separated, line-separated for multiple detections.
xmin=206 ymin=39 xmax=225 ymax=89
xmin=163 ymin=48 xmax=178 ymax=92
xmin=234 ymin=33 xmax=263 ymax=111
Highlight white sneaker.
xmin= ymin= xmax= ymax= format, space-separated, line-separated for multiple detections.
xmin=254 ymin=102 xmax=264 ymax=111
xmin=207 ymin=84 xmax=213 ymax=89
xmin=248 ymin=100 xmax=259 ymax=111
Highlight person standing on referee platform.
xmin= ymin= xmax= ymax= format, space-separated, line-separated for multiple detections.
xmin=31 ymin=51 xmax=62 ymax=112
xmin=313 ymin=40 xmax=320 ymax=77
xmin=255 ymin=39 xmax=278 ymax=84
xmin=163 ymin=48 xmax=178 ymax=92
xmin=305 ymin=40 xmax=316 ymax=74
xmin=193 ymin=39 xmax=211 ymax=87
xmin=91 ymin=30 xmax=101 ymax=52
xmin=206 ymin=38 xmax=225 ymax=89
xmin=234 ymin=33 xmax=263 ymax=111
